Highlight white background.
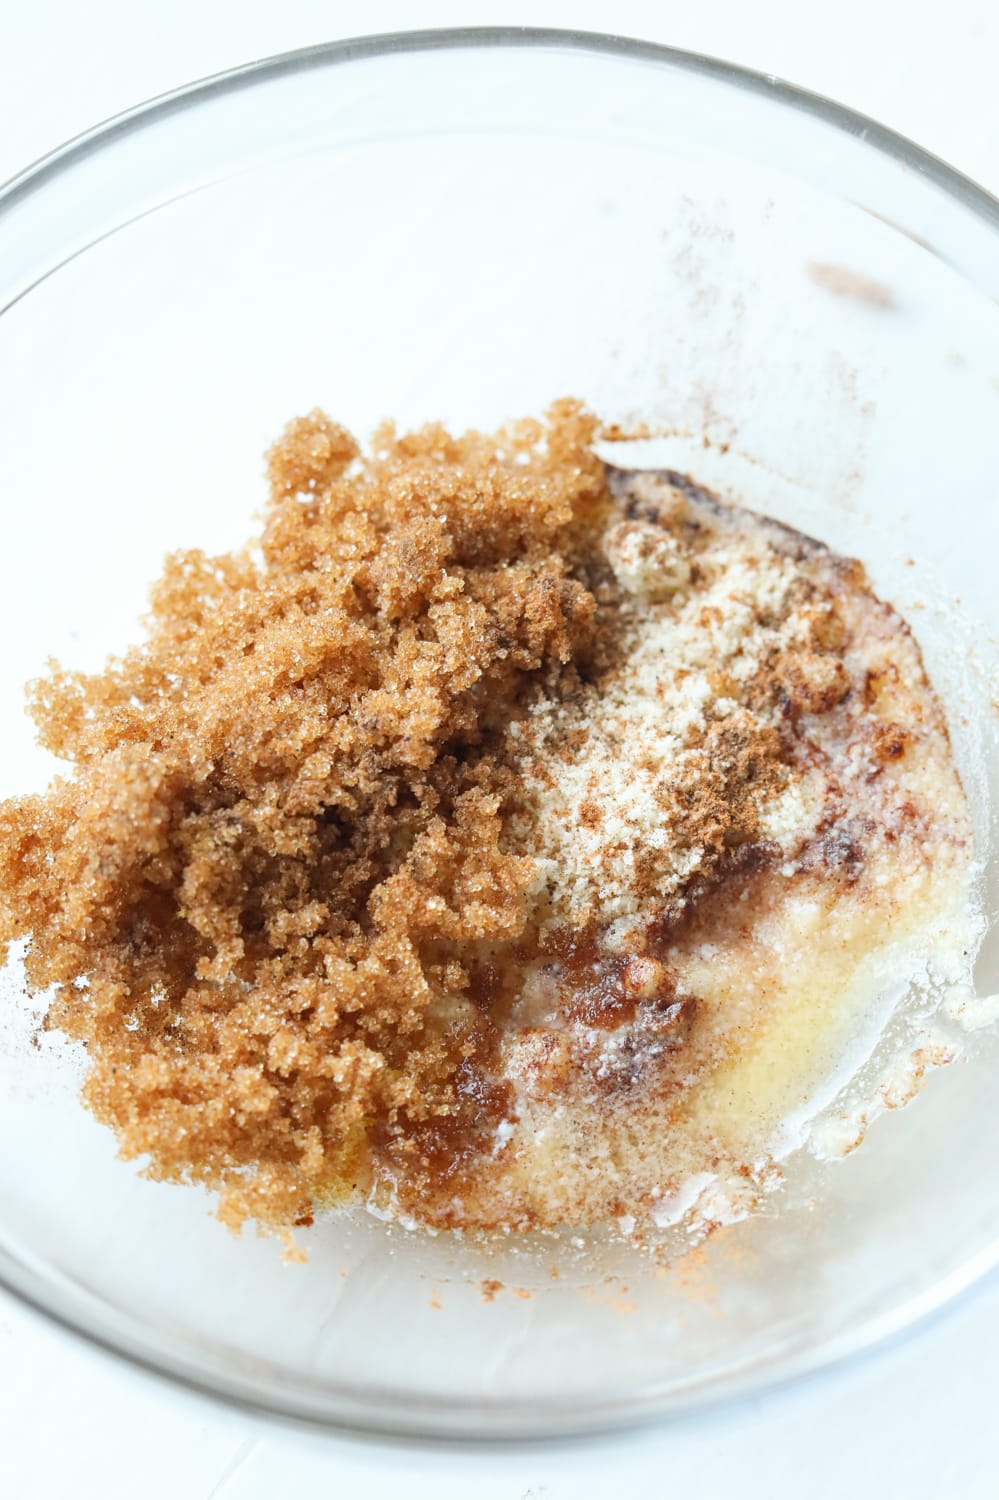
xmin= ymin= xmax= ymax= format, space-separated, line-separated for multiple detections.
xmin=2 ymin=2 xmax=998 ymax=1495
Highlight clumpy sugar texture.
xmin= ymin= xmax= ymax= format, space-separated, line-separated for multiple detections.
xmin=0 ymin=404 xmax=974 ymax=1239
xmin=0 ymin=403 xmax=608 ymax=1229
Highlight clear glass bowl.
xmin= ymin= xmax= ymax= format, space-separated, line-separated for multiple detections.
xmin=1 ymin=29 xmax=998 ymax=1439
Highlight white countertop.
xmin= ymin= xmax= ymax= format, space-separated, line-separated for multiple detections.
xmin=3 ymin=2 xmax=998 ymax=1495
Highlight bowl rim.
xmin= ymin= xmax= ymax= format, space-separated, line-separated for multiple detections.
xmin=3 ymin=25 xmax=999 ymax=234
xmin=2 ymin=24 xmax=998 ymax=1441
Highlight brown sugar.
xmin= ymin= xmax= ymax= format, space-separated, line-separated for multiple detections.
xmin=0 ymin=404 xmax=975 ymax=1241
xmin=0 ymin=402 xmax=607 ymax=1230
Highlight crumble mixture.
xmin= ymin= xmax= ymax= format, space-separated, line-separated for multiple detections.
xmin=0 ymin=404 xmax=973 ymax=1236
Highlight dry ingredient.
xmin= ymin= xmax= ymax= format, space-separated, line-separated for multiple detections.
xmin=0 ymin=404 xmax=974 ymax=1238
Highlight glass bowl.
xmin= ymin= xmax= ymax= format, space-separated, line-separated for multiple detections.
xmin=1 ymin=28 xmax=998 ymax=1440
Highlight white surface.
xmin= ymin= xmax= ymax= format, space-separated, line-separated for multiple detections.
xmin=2 ymin=1 xmax=998 ymax=1495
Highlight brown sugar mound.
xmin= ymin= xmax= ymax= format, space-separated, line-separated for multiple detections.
xmin=0 ymin=402 xmax=607 ymax=1231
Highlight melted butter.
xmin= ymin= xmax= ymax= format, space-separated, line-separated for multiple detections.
xmin=678 ymin=854 xmax=972 ymax=1154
